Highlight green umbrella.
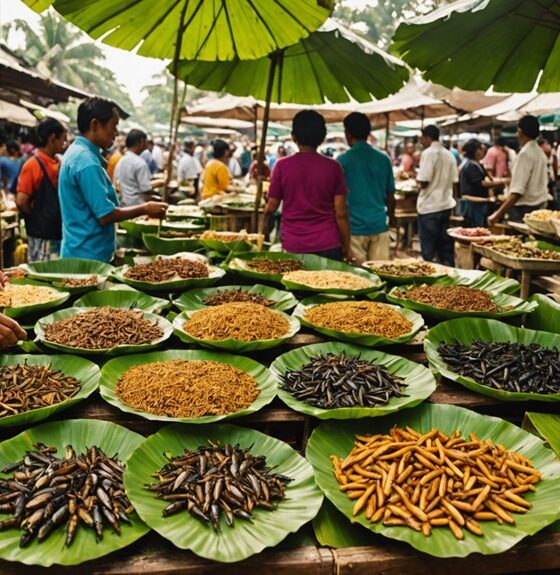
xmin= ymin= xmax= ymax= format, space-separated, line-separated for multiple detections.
xmin=392 ymin=0 xmax=560 ymax=93
xmin=172 ymin=19 xmax=408 ymax=228
xmin=24 ymin=0 xmax=334 ymax=198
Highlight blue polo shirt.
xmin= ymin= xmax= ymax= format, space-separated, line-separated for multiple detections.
xmin=58 ymin=136 xmax=118 ymax=262
xmin=338 ymin=142 xmax=395 ymax=236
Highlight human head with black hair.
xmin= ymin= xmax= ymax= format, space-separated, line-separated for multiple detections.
xmin=495 ymin=136 xmax=506 ymax=148
xmin=6 ymin=140 xmax=20 ymax=156
xmin=518 ymin=115 xmax=540 ymax=143
xmin=183 ymin=140 xmax=195 ymax=155
xmin=37 ymin=118 xmax=67 ymax=156
xmin=212 ymin=139 xmax=230 ymax=161
xmin=420 ymin=125 xmax=440 ymax=149
xmin=125 ymin=129 xmax=147 ymax=153
xmin=538 ymin=136 xmax=552 ymax=157
xmin=292 ymin=110 xmax=327 ymax=149
xmin=463 ymin=138 xmax=484 ymax=161
xmin=343 ymin=112 xmax=371 ymax=145
xmin=77 ymin=97 xmax=120 ymax=149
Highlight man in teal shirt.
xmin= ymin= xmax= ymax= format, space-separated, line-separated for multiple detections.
xmin=338 ymin=112 xmax=395 ymax=263
xmin=59 ymin=98 xmax=167 ymax=262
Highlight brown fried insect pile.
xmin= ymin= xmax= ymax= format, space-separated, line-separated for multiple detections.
xmin=0 ymin=443 xmax=133 ymax=546
xmin=147 ymin=440 xmax=292 ymax=532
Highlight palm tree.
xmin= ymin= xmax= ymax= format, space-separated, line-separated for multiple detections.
xmin=4 ymin=11 xmax=134 ymax=112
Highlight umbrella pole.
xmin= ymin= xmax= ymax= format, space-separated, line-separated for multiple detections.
xmin=163 ymin=2 xmax=189 ymax=204
xmin=254 ymin=52 xmax=279 ymax=239
xmin=385 ymin=112 xmax=390 ymax=151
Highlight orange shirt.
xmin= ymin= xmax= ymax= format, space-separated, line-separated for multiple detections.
xmin=17 ymin=151 xmax=60 ymax=197
xmin=201 ymin=159 xmax=231 ymax=198
xmin=107 ymin=150 xmax=122 ymax=180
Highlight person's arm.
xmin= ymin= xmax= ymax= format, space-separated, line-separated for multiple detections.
xmin=99 ymin=202 xmax=167 ymax=225
xmin=15 ymin=160 xmax=36 ymax=214
xmin=488 ymin=193 xmax=520 ymax=226
xmin=15 ymin=192 xmax=33 ymax=214
xmin=218 ymin=164 xmax=232 ymax=192
xmin=416 ymin=152 xmax=433 ymax=189
xmin=0 ymin=313 xmax=27 ymax=348
xmin=334 ymin=195 xmax=351 ymax=262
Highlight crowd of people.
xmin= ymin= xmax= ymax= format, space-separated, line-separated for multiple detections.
xmin=0 ymin=96 xmax=559 ymax=272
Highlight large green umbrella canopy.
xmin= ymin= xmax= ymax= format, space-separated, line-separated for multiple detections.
xmin=392 ymin=0 xmax=560 ymax=93
xmin=172 ymin=21 xmax=409 ymax=103
xmin=24 ymin=0 xmax=334 ymax=61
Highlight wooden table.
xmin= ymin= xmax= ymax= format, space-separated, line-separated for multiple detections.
xmin=1 ymin=332 xmax=559 ymax=575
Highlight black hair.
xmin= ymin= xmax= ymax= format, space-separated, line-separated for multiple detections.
xmin=537 ymin=136 xmax=550 ymax=146
xmin=6 ymin=139 xmax=19 ymax=153
xmin=125 ymin=129 xmax=147 ymax=148
xmin=518 ymin=115 xmax=540 ymax=140
xmin=463 ymin=138 xmax=482 ymax=160
xmin=422 ymin=125 xmax=440 ymax=141
xmin=343 ymin=112 xmax=371 ymax=140
xmin=183 ymin=140 xmax=195 ymax=150
xmin=36 ymin=119 xmax=66 ymax=147
xmin=495 ymin=136 xmax=506 ymax=147
xmin=292 ymin=110 xmax=327 ymax=148
xmin=77 ymin=97 xmax=118 ymax=135
xmin=212 ymin=139 xmax=229 ymax=159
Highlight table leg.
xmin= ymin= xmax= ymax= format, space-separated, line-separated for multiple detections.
xmin=520 ymin=271 xmax=531 ymax=299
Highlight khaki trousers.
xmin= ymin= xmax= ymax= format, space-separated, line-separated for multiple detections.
xmin=350 ymin=231 xmax=391 ymax=262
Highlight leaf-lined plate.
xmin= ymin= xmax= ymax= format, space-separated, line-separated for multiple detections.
xmin=20 ymin=258 xmax=114 ymax=283
xmin=306 ymin=403 xmax=560 ymax=557
xmin=425 ymin=317 xmax=560 ymax=402
xmin=1 ymin=279 xmax=70 ymax=319
xmin=270 ymin=342 xmax=435 ymax=419
xmin=120 ymin=218 xmax=204 ymax=240
xmin=124 ymin=423 xmax=323 ymax=562
xmin=35 ymin=307 xmax=173 ymax=356
xmin=0 ymin=419 xmax=148 ymax=566
xmin=112 ymin=253 xmax=226 ymax=292
xmin=142 ymin=232 xmax=201 ymax=256
xmin=75 ymin=289 xmax=170 ymax=314
xmin=100 ymin=349 xmax=276 ymax=424
xmin=526 ymin=293 xmax=560 ymax=335
xmin=0 ymin=354 xmax=99 ymax=428
xmin=197 ymin=231 xmax=259 ymax=254
xmin=173 ymin=284 xmax=298 ymax=312
xmin=226 ymin=251 xmax=306 ymax=284
xmin=172 ymin=308 xmax=300 ymax=352
xmin=524 ymin=412 xmax=560 ymax=457
xmin=386 ymin=285 xmax=536 ymax=320
xmin=363 ymin=258 xmax=450 ymax=285
xmin=293 ymin=295 xmax=424 ymax=347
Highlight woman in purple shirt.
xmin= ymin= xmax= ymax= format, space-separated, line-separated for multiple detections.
xmin=264 ymin=110 xmax=352 ymax=262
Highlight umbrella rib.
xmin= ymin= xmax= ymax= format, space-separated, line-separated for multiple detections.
xmin=191 ymin=2 xmax=225 ymax=60
xmin=220 ymin=0 xmax=238 ymax=56
xmin=71 ymin=0 xmax=139 ymax=36
xmin=245 ymin=0 xmax=279 ymax=49
xmin=302 ymin=39 xmax=325 ymax=103
xmin=269 ymin=0 xmax=315 ymax=34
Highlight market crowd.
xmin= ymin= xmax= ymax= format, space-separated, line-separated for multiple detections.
xmin=0 ymin=97 xmax=559 ymax=347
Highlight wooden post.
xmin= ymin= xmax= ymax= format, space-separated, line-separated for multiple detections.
xmin=384 ymin=112 xmax=390 ymax=151
xmin=254 ymin=51 xmax=280 ymax=235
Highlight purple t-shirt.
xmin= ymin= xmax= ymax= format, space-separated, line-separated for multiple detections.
xmin=268 ymin=152 xmax=347 ymax=253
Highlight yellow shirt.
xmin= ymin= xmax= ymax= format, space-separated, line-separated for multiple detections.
xmin=202 ymin=159 xmax=231 ymax=198
xmin=107 ymin=150 xmax=122 ymax=181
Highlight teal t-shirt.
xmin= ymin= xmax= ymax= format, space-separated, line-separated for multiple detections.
xmin=59 ymin=136 xmax=118 ymax=262
xmin=338 ymin=142 xmax=395 ymax=236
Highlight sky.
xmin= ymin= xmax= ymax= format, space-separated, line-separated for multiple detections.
xmin=1 ymin=0 xmax=370 ymax=106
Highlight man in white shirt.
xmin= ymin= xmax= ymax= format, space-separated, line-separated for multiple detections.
xmin=488 ymin=116 xmax=548 ymax=225
xmin=114 ymin=130 xmax=164 ymax=207
xmin=177 ymin=140 xmax=202 ymax=197
xmin=416 ymin=125 xmax=458 ymax=266
xmin=152 ymin=140 xmax=164 ymax=171
xmin=228 ymin=144 xmax=242 ymax=177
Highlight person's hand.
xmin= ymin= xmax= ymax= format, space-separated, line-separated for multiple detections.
xmin=0 ymin=313 xmax=27 ymax=349
xmin=143 ymin=202 xmax=168 ymax=219
xmin=487 ymin=212 xmax=500 ymax=227
xmin=343 ymin=249 xmax=357 ymax=265
xmin=0 ymin=272 xmax=8 ymax=288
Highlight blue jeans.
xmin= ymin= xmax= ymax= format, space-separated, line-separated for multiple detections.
xmin=417 ymin=209 xmax=454 ymax=267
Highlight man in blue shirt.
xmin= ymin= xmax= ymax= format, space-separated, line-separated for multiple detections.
xmin=58 ymin=98 xmax=167 ymax=262
xmin=338 ymin=113 xmax=395 ymax=263
xmin=0 ymin=140 xmax=25 ymax=196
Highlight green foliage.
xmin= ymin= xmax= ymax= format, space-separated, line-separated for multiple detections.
xmin=4 ymin=10 xmax=134 ymax=114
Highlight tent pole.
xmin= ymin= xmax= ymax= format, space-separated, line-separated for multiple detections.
xmin=253 ymin=104 xmax=258 ymax=142
xmin=254 ymin=51 xmax=280 ymax=235
xmin=385 ymin=112 xmax=390 ymax=151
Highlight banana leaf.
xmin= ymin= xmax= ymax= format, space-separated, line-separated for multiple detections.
xmin=0 ymin=419 xmax=148 ymax=566
xmin=425 ymin=318 xmax=560 ymax=402
xmin=524 ymin=413 xmax=560 ymax=457
xmin=20 ymin=258 xmax=114 ymax=282
xmin=313 ymin=500 xmax=375 ymax=548
xmin=142 ymin=233 xmax=201 ymax=256
xmin=173 ymin=307 xmax=300 ymax=352
xmin=100 ymin=349 xmax=276 ymax=424
xmin=0 ymin=354 xmax=99 ymax=428
xmin=74 ymin=289 xmax=170 ymax=314
xmin=1 ymin=279 xmax=70 ymax=319
xmin=363 ymin=259 xmax=450 ymax=285
xmin=198 ymin=235 xmax=257 ymax=254
xmin=280 ymin=256 xmax=384 ymax=296
xmin=270 ymin=341 xmax=436 ymax=419
xmin=173 ymin=284 xmax=298 ymax=313
xmin=386 ymin=285 xmax=536 ymax=320
xmin=35 ymin=307 xmax=174 ymax=356
xmin=526 ymin=294 xmax=560 ymax=334
xmin=120 ymin=219 xmax=205 ymax=240
xmin=306 ymin=403 xmax=560 ymax=558
xmin=112 ymin=253 xmax=226 ymax=293
xmin=227 ymin=252 xmax=306 ymax=285
xmin=434 ymin=270 xmax=520 ymax=295
xmin=124 ymin=423 xmax=323 ymax=563
xmin=293 ymin=295 xmax=424 ymax=347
